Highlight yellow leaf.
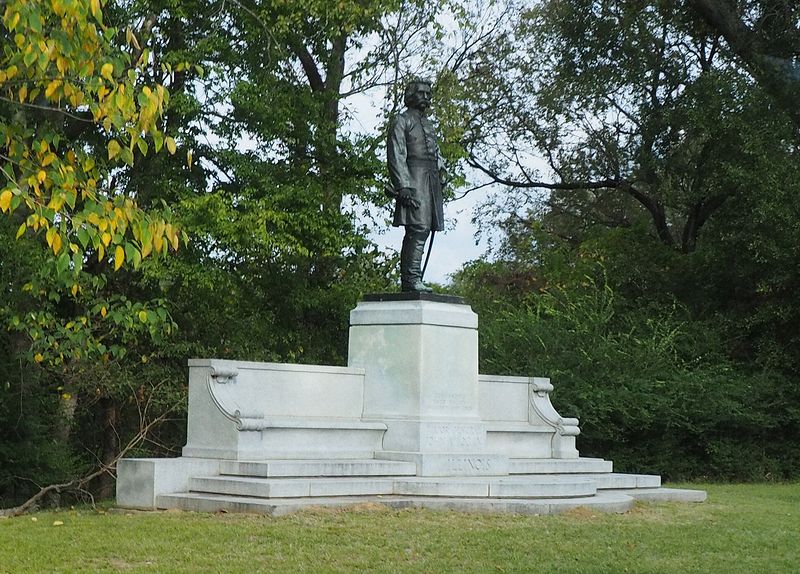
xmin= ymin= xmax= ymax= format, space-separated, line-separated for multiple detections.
xmin=52 ymin=521 xmax=64 ymax=526
xmin=140 ymin=236 xmax=152 ymax=257
xmin=101 ymin=62 xmax=114 ymax=81
xmin=37 ymin=170 xmax=46 ymax=183
xmin=71 ymin=283 xmax=78 ymax=296
xmin=114 ymin=245 xmax=124 ymax=270
xmin=18 ymin=84 xmax=27 ymax=102
xmin=48 ymin=194 xmax=64 ymax=212
xmin=62 ymin=392 xmax=72 ymax=400
xmin=100 ymin=306 xmax=107 ymax=318
xmin=15 ymin=222 xmax=26 ymax=238
xmin=165 ymin=136 xmax=176 ymax=155
xmin=101 ymin=232 xmax=111 ymax=246
xmin=91 ymin=0 xmax=101 ymax=18
xmin=187 ymin=149 xmax=193 ymax=169
xmin=138 ymin=310 xmax=148 ymax=323
xmin=34 ymin=353 xmax=44 ymax=363
xmin=45 ymin=80 xmax=60 ymax=99
xmin=52 ymin=232 xmax=62 ymax=255
xmin=0 ymin=189 xmax=12 ymax=212
xmin=108 ymin=139 xmax=121 ymax=160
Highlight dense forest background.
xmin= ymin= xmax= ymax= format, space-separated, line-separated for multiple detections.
xmin=2 ymin=0 xmax=799 ymax=509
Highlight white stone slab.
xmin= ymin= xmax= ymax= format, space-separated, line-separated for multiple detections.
xmin=190 ymin=476 xmax=311 ymax=498
xmin=375 ymin=451 xmax=509 ymax=476
xmin=189 ymin=476 xmax=395 ymax=498
xmin=220 ymin=459 xmax=418 ymax=478
xmin=488 ymin=478 xmax=596 ymax=498
xmin=349 ymin=300 xmax=480 ymax=426
xmin=155 ymin=491 xmax=637 ymax=516
xmin=485 ymin=425 xmax=555 ymax=458
xmin=309 ymin=479 xmax=394 ymax=497
xmin=116 ymin=457 xmax=220 ymax=509
xmin=576 ymin=473 xmax=661 ymax=489
xmin=349 ymin=300 xmax=478 ymax=329
xmin=509 ymin=457 xmax=614 ymax=474
xmin=394 ymin=478 xmax=489 ymax=497
xmin=182 ymin=359 xmax=380 ymax=461
xmin=614 ymin=487 xmax=707 ymax=502
xmin=478 ymin=375 xmax=531 ymax=422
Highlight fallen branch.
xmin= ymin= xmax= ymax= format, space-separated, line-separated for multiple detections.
xmin=0 ymin=410 xmax=170 ymax=518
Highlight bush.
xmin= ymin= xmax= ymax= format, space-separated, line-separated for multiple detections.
xmin=455 ymin=261 xmax=800 ymax=481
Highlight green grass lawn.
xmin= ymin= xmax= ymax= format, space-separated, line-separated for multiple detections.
xmin=1 ymin=483 xmax=798 ymax=573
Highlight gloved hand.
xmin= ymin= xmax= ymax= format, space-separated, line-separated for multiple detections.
xmin=397 ymin=188 xmax=420 ymax=209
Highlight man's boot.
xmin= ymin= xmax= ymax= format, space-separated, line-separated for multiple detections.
xmin=400 ymin=229 xmax=433 ymax=292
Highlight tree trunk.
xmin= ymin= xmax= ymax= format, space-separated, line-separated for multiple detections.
xmin=96 ymin=398 xmax=119 ymax=500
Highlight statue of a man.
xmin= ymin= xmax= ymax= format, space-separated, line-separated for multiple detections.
xmin=387 ymin=79 xmax=445 ymax=292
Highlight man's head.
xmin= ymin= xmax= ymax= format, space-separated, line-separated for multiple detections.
xmin=403 ymin=79 xmax=433 ymax=112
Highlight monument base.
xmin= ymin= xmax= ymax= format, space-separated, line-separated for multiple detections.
xmin=116 ymin=295 xmax=706 ymax=514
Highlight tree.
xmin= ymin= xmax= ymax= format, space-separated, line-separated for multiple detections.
xmin=0 ymin=0 xmax=199 ymax=505
xmin=687 ymin=0 xmax=800 ymax=129
xmin=448 ymin=0 xmax=799 ymax=255
xmin=446 ymin=0 xmax=800 ymax=479
xmin=0 ymin=0 xmax=188 ymax=366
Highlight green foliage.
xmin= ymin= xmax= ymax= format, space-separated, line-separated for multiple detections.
xmin=0 ymin=0 xmax=184 ymax=268
xmin=441 ymin=0 xmax=800 ymax=481
xmin=454 ymin=248 xmax=800 ymax=480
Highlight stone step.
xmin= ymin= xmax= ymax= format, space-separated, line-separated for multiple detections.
xmin=189 ymin=474 xmax=598 ymax=500
xmin=190 ymin=476 xmax=394 ymax=498
xmin=573 ymin=473 xmax=661 ymax=490
xmin=393 ymin=476 xmax=596 ymax=499
xmin=509 ymin=457 xmax=613 ymax=474
xmin=156 ymin=491 xmax=636 ymax=516
xmin=613 ymin=487 xmax=707 ymax=503
xmin=219 ymin=459 xmax=418 ymax=478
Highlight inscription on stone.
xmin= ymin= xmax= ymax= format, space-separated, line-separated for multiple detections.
xmin=447 ymin=456 xmax=493 ymax=474
xmin=421 ymin=423 xmax=484 ymax=450
xmin=428 ymin=391 xmax=472 ymax=410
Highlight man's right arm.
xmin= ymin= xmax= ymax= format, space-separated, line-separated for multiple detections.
xmin=387 ymin=115 xmax=413 ymax=192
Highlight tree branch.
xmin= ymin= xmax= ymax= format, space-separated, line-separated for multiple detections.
xmin=467 ymin=154 xmax=621 ymax=190
xmin=291 ymin=41 xmax=325 ymax=92
xmin=0 ymin=407 xmax=172 ymax=517
xmin=467 ymin=155 xmax=676 ymax=247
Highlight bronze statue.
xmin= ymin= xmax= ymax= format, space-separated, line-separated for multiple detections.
xmin=386 ymin=79 xmax=445 ymax=292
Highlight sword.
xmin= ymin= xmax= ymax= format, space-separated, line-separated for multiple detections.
xmin=421 ymin=230 xmax=435 ymax=281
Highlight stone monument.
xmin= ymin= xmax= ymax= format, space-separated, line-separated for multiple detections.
xmin=116 ymin=292 xmax=705 ymax=514
xmin=115 ymin=79 xmax=704 ymax=514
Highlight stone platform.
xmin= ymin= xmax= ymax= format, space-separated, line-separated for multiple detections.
xmin=116 ymin=294 xmax=705 ymax=514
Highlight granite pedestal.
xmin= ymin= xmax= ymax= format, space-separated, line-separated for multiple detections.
xmin=117 ymin=293 xmax=705 ymax=514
